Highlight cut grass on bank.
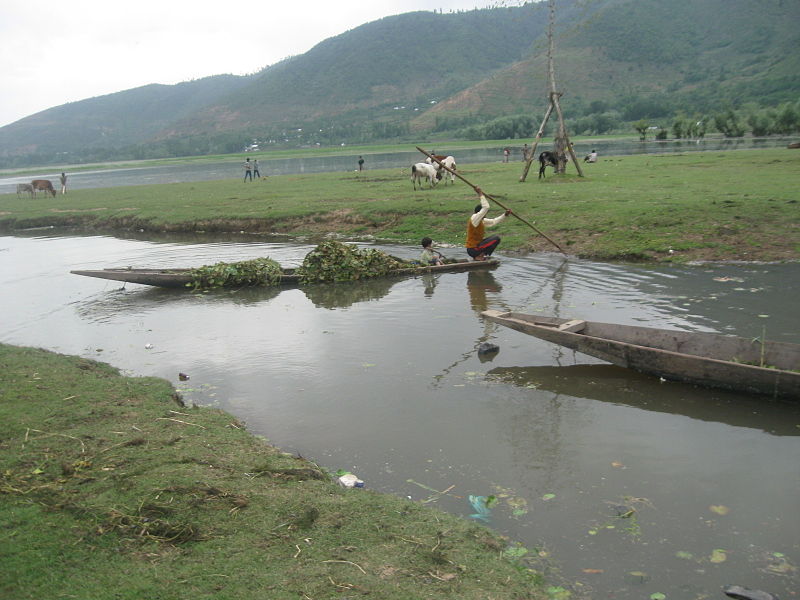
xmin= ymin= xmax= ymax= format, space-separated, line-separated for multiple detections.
xmin=1 ymin=149 xmax=798 ymax=263
xmin=0 ymin=344 xmax=553 ymax=600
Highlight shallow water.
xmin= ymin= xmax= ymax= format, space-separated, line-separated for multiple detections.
xmin=1 ymin=232 xmax=798 ymax=599
xmin=1 ymin=136 xmax=794 ymax=194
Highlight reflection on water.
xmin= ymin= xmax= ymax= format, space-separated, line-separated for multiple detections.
xmin=1 ymin=233 xmax=799 ymax=599
xmin=487 ymin=364 xmax=800 ymax=436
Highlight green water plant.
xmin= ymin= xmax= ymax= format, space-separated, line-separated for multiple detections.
xmin=187 ymin=257 xmax=282 ymax=289
xmin=296 ymin=240 xmax=407 ymax=284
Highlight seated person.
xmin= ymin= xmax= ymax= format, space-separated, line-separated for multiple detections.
xmin=420 ymin=237 xmax=445 ymax=265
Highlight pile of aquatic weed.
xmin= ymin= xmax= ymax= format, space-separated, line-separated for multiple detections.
xmin=0 ymin=344 xmax=554 ymax=600
xmin=296 ymin=240 xmax=408 ymax=284
xmin=187 ymin=257 xmax=282 ymax=290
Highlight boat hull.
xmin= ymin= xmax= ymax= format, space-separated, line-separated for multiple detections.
xmin=482 ymin=310 xmax=800 ymax=400
xmin=71 ymin=259 xmax=498 ymax=289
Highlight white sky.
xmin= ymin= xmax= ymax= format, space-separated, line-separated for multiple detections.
xmin=0 ymin=0 xmax=520 ymax=128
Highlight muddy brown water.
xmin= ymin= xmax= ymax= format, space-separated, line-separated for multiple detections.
xmin=1 ymin=232 xmax=798 ymax=599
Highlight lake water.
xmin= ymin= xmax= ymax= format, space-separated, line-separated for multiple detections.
xmin=0 ymin=136 xmax=795 ymax=195
xmin=1 ymin=232 xmax=798 ymax=599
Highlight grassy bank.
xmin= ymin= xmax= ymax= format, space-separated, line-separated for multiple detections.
xmin=0 ymin=343 xmax=556 ymax=599
xmin=1 ymin=149 xmax=798 ymax=262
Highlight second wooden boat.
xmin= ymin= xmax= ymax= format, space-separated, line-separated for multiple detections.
xmin=482 ymin=310 xmax=800 ymax=400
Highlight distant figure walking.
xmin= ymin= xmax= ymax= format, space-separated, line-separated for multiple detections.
xmin=253 ymin=159 xmax=261 ymax=178
xmin=584 ymin=149 xmax=598 ymax=163
xmin=60 ymin=172 xmax=67 ymax=194
xmin=243 ymin=158 xmax=252 ymax=182
xmin=358 ymin=156 xmax=365 ymax=171
xmin=503 ymin=148 xmax=510 ymax=163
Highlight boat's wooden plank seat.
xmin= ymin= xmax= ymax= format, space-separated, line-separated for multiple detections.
xmin=558 ymin=319 xmax=586 ymax=332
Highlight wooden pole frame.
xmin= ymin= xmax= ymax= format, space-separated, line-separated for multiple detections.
xmin=520 ymin=0 xmax=583 ymax=182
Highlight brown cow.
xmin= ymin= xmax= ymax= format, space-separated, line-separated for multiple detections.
xmin=31 ymin=179 xmax=56 ymax=197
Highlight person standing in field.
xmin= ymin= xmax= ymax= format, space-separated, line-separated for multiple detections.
xmin=243 ymin=158 xmax=252 ymax=182
xmin=358 ymin=156 xmax=365 ymax=171
xmin=503 ymin=148 xmax=510 ymax=163
xmin=60 ymin=172 xmax=67 ymax=195
xmin=465 ymin=187 xmax=511 ymax=261
xmin=253 ymin=159 xmax=261 ymax=178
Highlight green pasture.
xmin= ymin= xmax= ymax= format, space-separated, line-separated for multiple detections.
xmin=0 ymin=344 xmax=553 ymax=600
xmin=2 ymin=149 xmax=798 ymax=262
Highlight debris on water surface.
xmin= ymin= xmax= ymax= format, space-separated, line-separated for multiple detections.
xmin=477 ymin=342 xmax=499 ymax=355
xmin=178 ymin=372 xmax=190 ymax=381
xmin=468 ymin=495 xmax=493 ymax=521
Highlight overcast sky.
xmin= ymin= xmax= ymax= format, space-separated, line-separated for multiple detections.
xmin=0 ymin=0 xmax=522 ymax=128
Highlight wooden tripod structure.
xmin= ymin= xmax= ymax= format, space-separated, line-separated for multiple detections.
xmin=520 ymin=0 xmax=583 ymax=182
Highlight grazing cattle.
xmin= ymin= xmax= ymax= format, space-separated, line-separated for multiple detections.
xmin=16 ymin=183 xmax=34 ymax=198
xmin=538 ymin=151 xmax=559 ymax=179
xmin=411 ymin=162 xmax=440 ymax=190
xmin=426 ymin=154 xmax=457 ymax=185
xmin=31 ymin=179 xmax=56 ymax=197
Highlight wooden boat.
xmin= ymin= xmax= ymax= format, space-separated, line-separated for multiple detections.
xmin=788 ymin=142 xmax=800 ymax=149
xmin=71 ymin=259 xmax=498 ymax=289
xmin=482 ymin=310 xmax=800 ymax=400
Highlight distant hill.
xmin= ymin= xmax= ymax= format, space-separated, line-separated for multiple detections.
xmin=1 ymin=0 xmax=798 ymax=167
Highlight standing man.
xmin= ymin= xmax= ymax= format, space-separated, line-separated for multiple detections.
xmin=522 ymin=143 xmax=529 ymax=161
xmin=358 ymin=156 xmax=365 ymax=171
xmin=465 ymin=187 xmax=511 ymax=261
xmin=243 ymin=158 xmax=252 ymax=182
xmin=59 ymin=172 xmax=67 ymax=195
xmin=253 ymin=159 xmax=261 ymax=178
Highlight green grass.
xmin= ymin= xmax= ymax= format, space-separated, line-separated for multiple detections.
xmin=2 ymin=149 xmax=798 ymax=262
xmin=0 ymin=344 xmax=552 ymax=599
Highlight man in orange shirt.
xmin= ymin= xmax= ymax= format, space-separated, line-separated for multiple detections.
xmin=465 ymin=187 xmax=511 ymax=260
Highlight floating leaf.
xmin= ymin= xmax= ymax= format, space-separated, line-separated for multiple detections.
xmin=546 ymin=586 xmax=571 ymax=600
xmin=582 ymin=568 xmax=604 ymax=574
xmin=710 ymin=505 xmax=729 ymax=515
xmin=628 ymin=571 xmax=647 ymax=577
xmin=675 ymin=551 xmax=694 ymax=560
xmin=710 ymin=549 xmax=727 ymax=563
xmin=611 ymin=461 xmax=625 ymax=468
xmin=773 ymin=552 xmax=785 ymax=558
xmin=542 ymin=493 xmax=556 ymax=501
xmin=587 ymin=529 xmax=598 ymax=535
xmin=485 ymin=495 xmax=498 ymax=508
xmin=650 ymin=593 xmax=666 ymax=600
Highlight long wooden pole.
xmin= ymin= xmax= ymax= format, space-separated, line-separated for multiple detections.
xmin=416 ymin=147 xmax=566 ymax=254
xmin=520 ymin=101 xmax=554 ymax=182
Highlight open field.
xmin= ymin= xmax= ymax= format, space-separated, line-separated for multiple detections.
xmin=2 ymin=149 xmax=798 ymax=263
xmin=0 ymin=343 xmax=555 ymax=600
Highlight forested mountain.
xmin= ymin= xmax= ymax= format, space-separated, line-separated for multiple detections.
xmin=1 ymin=0 xmax=798 ymax=167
